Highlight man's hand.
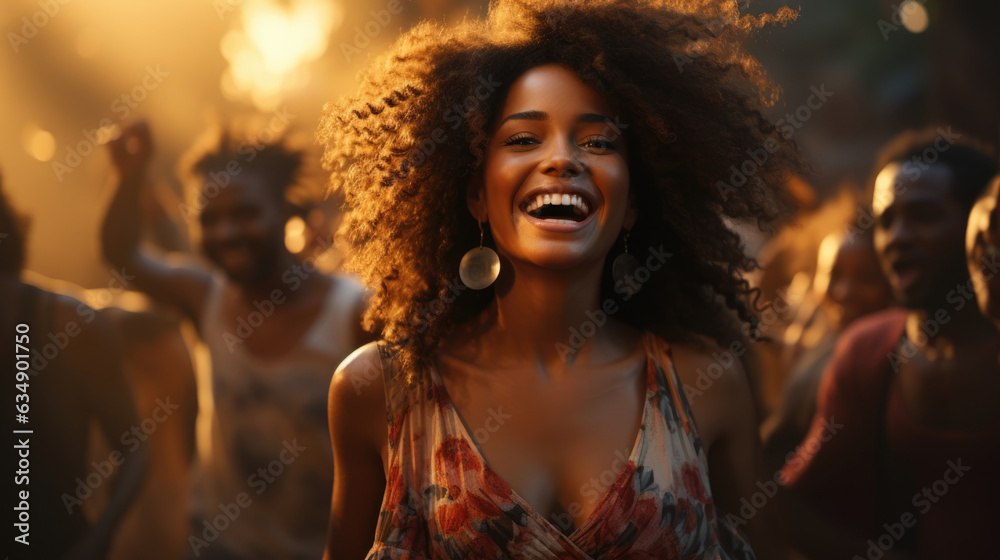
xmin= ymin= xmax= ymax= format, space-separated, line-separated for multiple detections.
xmin=107 ymin=121 xmax=153 ymax=179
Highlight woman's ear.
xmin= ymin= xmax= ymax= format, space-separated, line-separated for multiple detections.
xmin=466 ymin=177 xmax=487 ymax=222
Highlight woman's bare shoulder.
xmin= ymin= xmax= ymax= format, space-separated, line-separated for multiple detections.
xmin=328 ymin=342 xmax=387 ymax=449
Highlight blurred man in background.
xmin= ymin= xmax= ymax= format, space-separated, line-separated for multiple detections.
xmin=101 ymin=121 xmax=370 ymax=559
xmin=2 ymin=176 xmax=147 ymax=560
xmin=781 ymin=128 xmax=1000 ymax=559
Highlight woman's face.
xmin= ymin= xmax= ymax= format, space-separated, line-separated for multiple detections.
xmin=473 ymin=64 xmax=634 ymax=273
xmin=966 ymin=175 xmax=1000 ymax=324
xmin=821 ymin=237 xmax=891 ymax=330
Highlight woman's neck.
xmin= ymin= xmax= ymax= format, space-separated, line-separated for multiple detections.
xmin=470 ymin=261 xmax=627 ymax=375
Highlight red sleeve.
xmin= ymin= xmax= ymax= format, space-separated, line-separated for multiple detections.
xmin=779 ymin=309 xmax=906 ymax=533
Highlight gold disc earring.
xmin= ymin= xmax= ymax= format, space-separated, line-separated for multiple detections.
xmin=459 ymin=221 xmax=501 ymax=289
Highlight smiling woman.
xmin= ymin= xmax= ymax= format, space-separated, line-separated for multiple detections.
xmin=475 ymin=64 xmax=633 ymax=272
xmin=319 ymin=0 xmax=804 ymax=558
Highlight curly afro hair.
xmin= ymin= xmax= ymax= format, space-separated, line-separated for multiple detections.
xmin=319 ymin=0 xmax=805 ymax=382
xmin=178 ymin=118 xmax=323 ymax=212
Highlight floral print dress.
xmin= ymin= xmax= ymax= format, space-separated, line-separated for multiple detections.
xmin=366 ymin=333 xmax=756 ymax=559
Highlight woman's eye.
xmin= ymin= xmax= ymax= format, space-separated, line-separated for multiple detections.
xmin=502 ymin=133 xmax=538 ymax=147
xmin=581 ymin=136 xmax=617 ymax=152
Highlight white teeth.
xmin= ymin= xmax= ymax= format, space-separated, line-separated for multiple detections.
xmin=523 ymin=192 xmax=593 ymax=219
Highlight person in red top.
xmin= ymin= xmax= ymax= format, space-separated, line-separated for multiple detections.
xmin=780 ymin=128 xmax=1000 ymax=560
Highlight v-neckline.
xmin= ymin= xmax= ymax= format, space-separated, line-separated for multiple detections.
xmin=428 ymin=333 xmax=656 ymax=547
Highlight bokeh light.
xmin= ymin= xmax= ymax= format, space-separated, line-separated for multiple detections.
xmin=285 ymin=215 xmax=307 ymax=254
xmin=21 ymin=123 xmax=56 ymax=162
xmin=900 ymin=0 xmax=929 ymax=34
xmin=220 ymin=0 xmax=344 ymax=110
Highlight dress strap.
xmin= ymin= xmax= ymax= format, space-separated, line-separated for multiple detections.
xmin=375 ymin=342 xmax=409 ymax=425
xmin=643 ymin=333 xmax=694 ymax=436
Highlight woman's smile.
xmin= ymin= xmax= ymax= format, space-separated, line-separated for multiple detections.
xmin=476 ymin=63 xmax=633 ymax=269
xmin=518 ymin=183 xmax=600 ymax=232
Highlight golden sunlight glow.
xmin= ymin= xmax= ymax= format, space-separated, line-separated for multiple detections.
xmin=872 ymin=162 xmax=902 ymax=217
xmin=75 ymin=27 xmax=102 ymax=59
xmin=285 ymin=215 xmax=308 ymax=254
xmin=900 ymin=0 xmax=929 ymax=34
xmin=781 ymin=271 xmax=813 ymax=346
xmin=22 ymin=123 xmax=56 ymax=162
xmin=813 ymin=231 xmax=845 ymax=298
xmin=220 ymin=0 xmax=343 ymax=110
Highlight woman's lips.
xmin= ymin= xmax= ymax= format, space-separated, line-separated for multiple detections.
xmin=522 ymin=192 xmax=591 ymax=218
xmin=520 ymin=205 xmax=597 ymax=232
xmin=517 ymin=189 xmax=598 ymax=232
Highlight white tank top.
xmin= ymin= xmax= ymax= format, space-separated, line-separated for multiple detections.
xmin=190 ymin=275 xmax=353 ymax=559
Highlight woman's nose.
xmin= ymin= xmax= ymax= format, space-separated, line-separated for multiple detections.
xmin=541 ymin=137 xmax=584 ymax=177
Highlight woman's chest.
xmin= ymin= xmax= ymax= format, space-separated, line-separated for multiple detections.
xmin=438 ymin=366 xmax=648 ymax=528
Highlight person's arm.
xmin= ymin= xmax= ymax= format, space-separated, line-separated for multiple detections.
xmin=775 ymin=330 xmax=913 ymax=560
xmin=100 ymin=121 xmax=211 ymax=325
xmin=59 ymin=299 xmax=148 ymax=560
xmin=323 ymin=343 xmax=388 ymax=560
xmin=671 ymin=341 xmax=790 ymax=560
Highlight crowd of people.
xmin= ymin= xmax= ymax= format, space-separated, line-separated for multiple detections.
xmin=2 ymin=0 xmax=997 ymax=559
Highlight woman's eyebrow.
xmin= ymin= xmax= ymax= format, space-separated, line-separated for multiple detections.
xmin=498 ymin=110 xmax=547 ymax=127
xmin=577 ymin=112 xmax=614 ymax=125
xmin=497 ymin=111 xmax=615 ymax=127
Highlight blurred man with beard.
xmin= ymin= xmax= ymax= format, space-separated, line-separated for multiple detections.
xmin=101 ymin=121 xmax=370 ymax=560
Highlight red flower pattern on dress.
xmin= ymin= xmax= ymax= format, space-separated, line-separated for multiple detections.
xmin=632 ymin=493 xmax=659 ymax=529
xmin=365 ymin=333 xmax=757 ymax=560
xmin=596 ymin=461 xmax=639 ymax=545
xmin=385 ymin=465 xmax=407 ymax=507
xmin=467 ymin=532 xmax=504 ymax=558
xmin=437 ymin=501 xmax=470 ymax=535
xmin=679 ymin=497 xmax=698 ymax=534
xmin=466 ymin=491 xmax=503 ymax=518
xmin=388 ymin=401 xmax=409 ymax=447
xmin=480 ymin=467 xmax=510 ymax=500
xmin=435 ymin=436 xmax=481 ymax=472
xmin=682 ymin=461 xmax=710 ymax=503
